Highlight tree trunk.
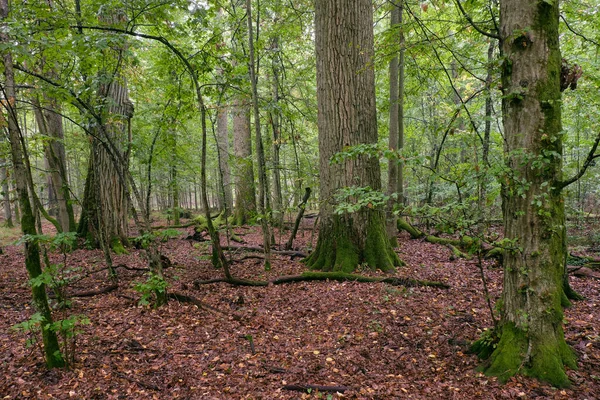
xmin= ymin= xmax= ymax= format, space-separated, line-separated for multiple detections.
xmin=246 ymin=0 xmax=272 ymax=269
xmin=32 ymin=97 xmax=76 ymax=232
xmin=305 ymin=0 xmax=402 ymax=273
xmin=216 ymin=105 xmax=234 ymax=215
xmin=481 ymin=0 xmax=576 ymax=387
xmin=78 ymin=67 xmax=132 ymax=252
xmin=0 ymin=0 xmax=63 ymax=367
xmin=233 ymin=99 xmax=256 ymax=224
xmin=386 ymin=2 xmax=400 ymax=245
xmin=0 ymin=152 xmax=13 ymax=227
xmin=270 ymin=36 xmax=283 ymax=228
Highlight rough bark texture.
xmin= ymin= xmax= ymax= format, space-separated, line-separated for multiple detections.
xmin=1 ymin=0 xmax=63 ymax=367
xmin=216 ymin=106 xmax=233 ymax=215
xmin=232 ymin=99 xmax=257 ymax=225
xmin=33 ymin=97 xmax=76 ymax=232
xmin=481 ymin=0 xmax=576 ymax=387
xmin=78 ymin=67 xmax=132 ymax=251
xmin=305 ymin=0 xmax=402 ymax=273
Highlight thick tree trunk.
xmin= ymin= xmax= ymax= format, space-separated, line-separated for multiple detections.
xmin=0 ymin=0 xmax=63 ymax=367
xmin=233 ymin=99 xmax=256 ymax=224
xmin=481 ymin=0 xmax=576 ymax=387
xmin=216 ymin=106 xmax=233 ymax=215
xmin=78 ymin=73 xmax=132 ymax=251
xmin=306 ymin=0 xmax=402 ymax=273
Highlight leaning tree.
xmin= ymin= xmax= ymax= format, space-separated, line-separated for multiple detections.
xmin=304 ymin=0 xmax=402 ymax=272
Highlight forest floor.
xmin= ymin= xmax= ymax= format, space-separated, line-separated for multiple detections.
xmin=0 ymin=216 xmax=599 ymax=399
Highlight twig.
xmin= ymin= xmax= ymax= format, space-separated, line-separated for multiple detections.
xmin=282 ymin=384 xmax=350 ymax=393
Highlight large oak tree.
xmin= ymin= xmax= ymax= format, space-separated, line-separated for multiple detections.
xmin=305 ymin=0 xmax=402 ymax=272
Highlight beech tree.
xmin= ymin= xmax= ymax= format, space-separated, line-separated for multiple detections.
xmin=475 ymin=0 xmax=577 ymax=387
xmin=304 ymin=0 xmax=402 ymax=272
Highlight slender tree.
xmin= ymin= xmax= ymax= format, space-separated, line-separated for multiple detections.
xmin=0 ymin=0 xmax=63 ymax=368
xmin=305 ymin=0 xmax=402 ymax=272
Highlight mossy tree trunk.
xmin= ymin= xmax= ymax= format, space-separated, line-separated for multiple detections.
xmin=0 ymin=0 xmax=63 ymax=367
xmin=216 ymin=105 xmax=234 ymax=216
xmin=482 ymin=0 xmax=576 ymax=387
xmin=305 ymin=0 xmax=402 ymax=273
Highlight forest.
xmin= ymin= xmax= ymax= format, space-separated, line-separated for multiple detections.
xmin=0 ymin=0 xmax=599 ymax=398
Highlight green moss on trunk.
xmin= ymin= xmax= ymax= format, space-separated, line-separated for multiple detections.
xmin=482 ymin=322 xmax=576 ymax=388
xmin=305 ymin=211 xmax=402 ymax=273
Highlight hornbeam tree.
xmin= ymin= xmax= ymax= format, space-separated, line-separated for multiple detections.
xmin=304 ymin=0 xmax=402 ymax=272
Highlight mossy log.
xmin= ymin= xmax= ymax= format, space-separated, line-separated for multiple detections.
xmin=193 ymin=271 xmax=449 ymax=289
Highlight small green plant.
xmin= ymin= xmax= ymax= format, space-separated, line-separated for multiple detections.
xmin=12 ymin=313 xmax=89 ymax=369
xmin=19 ymin=232 xmax=79 ymax=309
xmin=134 ymin=273 xmax=168 ymax=306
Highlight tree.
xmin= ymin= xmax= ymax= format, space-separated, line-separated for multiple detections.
xmin=304 ymin=0 xmax=402 ymax=272
xmin=32 ymin=97 xmax=76 ymax=232
xmin=476 ymin=0 xmax=577 ymax=387
xmin=77 ymin=7 xmax=133 ymax=252
xmin=0 ymin=0 xmax=63 ymax=368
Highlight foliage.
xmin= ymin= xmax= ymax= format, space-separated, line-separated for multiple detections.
xmin=133 ymin=272 xmax=168 ymax=307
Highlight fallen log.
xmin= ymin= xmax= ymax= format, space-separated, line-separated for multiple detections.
xmin=193 ymin=271 xmax=449 ymax=289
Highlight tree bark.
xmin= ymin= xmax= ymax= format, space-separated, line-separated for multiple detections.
xmin=32 ymin=97 xmax=76 ymax=232
xmin=216 ymin=105 xmax=234 ymax=215
xmin=0 ymin=0 xmax=64 ymax=367
xmin=0 ymin=151 xmax=13 ymax=227
xmin=386 ymin=2 xmax=401 ymax=245
xmin=480 ymin=0 xmax=576 ymax=387
xmin=305 ymin=0 xmax=402 ymax=272
xmin=246 ymin=0 xmax=272 ymax=269
xmin=232 ymin=99 xmax=257 ymax=224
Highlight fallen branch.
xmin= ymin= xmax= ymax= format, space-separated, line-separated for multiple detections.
xmin=115 ymin=372 xmax=160 ymax=391
xmin=283 ymin=384 xmax=349 ymax=393
xmin=193 ymin=271 xmax=449 ymax=289
xmin=221 ymin=245 xmax=306 ymax=258
xmin=168 ymin=292 xmax=242 ymax=320
xmin=285 ymin=187 xmax=311 ymax=250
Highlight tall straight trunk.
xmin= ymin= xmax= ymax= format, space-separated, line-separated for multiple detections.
xmin=233 ymin=99 xmax=256 ymax=224
xmin=246 ymin=0 xmax=272 ymax=268
xmin=270 ymin=36 xmax=283 ymax=227
xmin=32 ymin=98 xmax=76 ymax=232
xmin=305 ymin=0 xmax=402 ymax=273
xmin=478 ymin=0 xmax=576 ymax=387
xmin=216 ymin=106 xmax=233 ymax=215
xmin=171 ymin=163 xmax=180 ymax=225
xmin=0 ymin=153 xmax=13 ymax=227
xmin=0 ymin=0 xmax=63 ymax=367
xmin=386 ymin=3 xmax=400 ymax=244
xmin=479 ymin=39 xmax=495 ymax=223
xmin=397 ymin=2 xmax=405 ymax=205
